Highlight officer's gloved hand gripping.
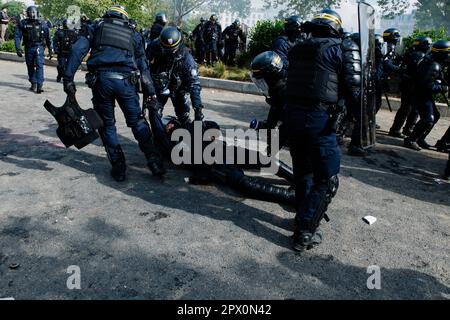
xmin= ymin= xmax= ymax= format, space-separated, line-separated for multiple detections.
xmin=63 ymin=79 xmax=77 ymax=97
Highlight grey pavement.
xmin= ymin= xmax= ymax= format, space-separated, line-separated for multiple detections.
xmin=0 ymin=60 xmax=449 ymax=300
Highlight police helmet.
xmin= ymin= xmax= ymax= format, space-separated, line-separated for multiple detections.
xmin=342 ymin=32 xmax=352 ymax=40
xmin=350 ymin=33 xmax=360 ymax=45
xmin=430 ymin=40 xmax=450 ymax=63
xmin=200 ymin=17 xmax=205 ymax=23
xmin=129 ymin=19 xmax=137 ymax=30
xmin=104 ymin=5 xmax=129 ymax=21
xmin=233 ymin=19 xmax=241 ymax=27
xmin=160 ymin=27 xmax=183 ymax=56
xmin=383 ymin=28 xmax=401 ymax=44
xmin=26 ymin=6 xmax=39 ymax=20
xmin=413 ymin=36 xmax=433 ymax=54
xmin=210 ymin=15 xmax=218 ymax=23
xmin=250 ymin=51 xmax=284 ymax=96
xmin=62 ymin=19 xmax=69 ymax=29
xmin=284 ymin=16 xmax=302 ymax=36
xmin=310 ymin=9 xmax=343 ymax=37
xmin=155 ymin=12 xmax=168 ymax=25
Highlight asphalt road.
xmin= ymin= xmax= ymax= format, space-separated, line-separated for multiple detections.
xmin=0 ymin=60 xmax=449 ymax=300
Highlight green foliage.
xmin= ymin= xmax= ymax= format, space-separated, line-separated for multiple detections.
xmin=247 ymin=20 xmax=284 ymax=58
xmin=1 ymin=1 xmax=26 ymax=19
xmin=7 ymin=23 xmax=16 ymax=41
xmin=264 ymin=0 xmax=341 ymax=20
xmin=402 ymin=27 xmax=450 ymax=51
xmin=0 ymin=40 xmax=17 ymax=52
xmin=199 ymin=62 xmax=251 ymax=82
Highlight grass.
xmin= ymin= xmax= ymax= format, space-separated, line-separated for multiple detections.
xmin=199 ymin=62 xmax=251 ymax=82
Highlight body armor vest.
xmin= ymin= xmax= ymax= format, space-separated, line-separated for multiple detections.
xmin=415 ymin=57 xmax=443 ymax=98
xmin=153 ymin=47 xmax=188 ymax=95
xmin=287 ymin=37 xmax=341 ymax=109
xmin=23 ymin=20 xmax=44 ymax=45
xmin=61 ymin=29 xmax=78 ymax=53
xmin=205 ymin=23 xmax=219 ymax=41
xmin=94 ymin=18 xmax=134 ymax=53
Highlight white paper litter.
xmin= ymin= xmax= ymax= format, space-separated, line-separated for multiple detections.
xmin=363 ymin=216 xmax=377 ymax=225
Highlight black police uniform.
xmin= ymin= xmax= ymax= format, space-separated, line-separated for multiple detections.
xmin=389 ymin=48 xmax=426 ymax=136
xmin=14 ymin=9 xmax=52 ymax=92
xmin=285 ymin=11 xmax=361 ymax=251
xmin=222 ymin=23 xmax=245 ymax=65
xmin=192 ymin=20 xmax=206 ymax=63
xmin=203 ymin=20 xmax=222 ymax=65
xmin=146 ymin=33 xmax=204 ymax=126
xmin=64 ymin=11 xmax=165 ymax=180
xmin=405 ymin=55 xmax=447 ymax=149
xmin=53 ymin=25 xmax=78 ymax=82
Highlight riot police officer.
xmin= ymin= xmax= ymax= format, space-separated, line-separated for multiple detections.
xmin=285 ymin=9 xmax=361 ymax=251
xmin=14 ymin=6 xmax=52 ymax=94
xmin=63 ymin=5 xmax=165 ymax=181
xmin=273 ymin=15 xmax=303 ymax=72
xmin=404 ymin=40 xmax=450 ymax=151
xmin=250 ymin=51 xmax=288 ymax=149
xmin=192 ymin=17 xmax=206 ymax=63
xmin=146 ymin=27 xmax=205 ymax=127
xmin=53 ymin=19 xmax=78 ymax=83
xmin=222 ymin=19 xmax=246 ymax=66
xmin=203 ymin=14 xmax=222 ymax=66
xmin=381 ymin=28 xmax=402 ymax=94
xmin=389 ymin=36 xmax=432 ymax=138
xmin=149 ymin=12 xmax=168 ymax=42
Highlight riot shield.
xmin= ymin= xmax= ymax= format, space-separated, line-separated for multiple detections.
xmin=358 ymin=1 xmax=377 ymax=148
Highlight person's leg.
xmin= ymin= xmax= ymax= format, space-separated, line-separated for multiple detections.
xmin=418 ymin=102 xmax=440 ymax=148
xmin=294 ymin=111 xmax=341 ymax=251
xmin=25 ymin=47 xmax=37 ymax=89
xmin=172 ymin=92 xmax=191 ymax=127
xmin=436 ymin=126 xmax=450 ymax=152
xmin=403 ymin=105 xmax=419 ymax=136
xmin=405 ymin=100 xmax=433 ymax=151
xmin=91 ymin=75 xmax=125 ymax=181
xmin=390 ymin=86 xmax=412 ymax=137
xmin=115 ymin=78 xmax=165 ymax=176
xmin=35 ymin=45 xmax=45 ymax=93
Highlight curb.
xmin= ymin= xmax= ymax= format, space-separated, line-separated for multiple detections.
xmin=1 ymin=51 xmax=447 ymax=114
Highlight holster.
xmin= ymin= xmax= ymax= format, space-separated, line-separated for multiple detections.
xmin=85 ymin=72 xmax=98 ymax=89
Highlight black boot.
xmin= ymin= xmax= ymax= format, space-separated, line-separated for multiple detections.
xmin=404 ymin=138 xmax=421 ymax=151
xmin=436 ymin=140 xmax=450 ymax=153
xmin=56 ymin=76 xmax=62 ymax=83
xmin=106 ymin=145 xmax=127 ymax=182
xmin=348 ymin=144 xmax=368 ymax=157
xmin=292 ymin=219 xmax=323 ymax=252
xmin=417 ymin=139 xmax=432 ymax=150
xmin=29 ymin=83 xmax=37 ymax=92
xmin=140 ymin=139 xmax=166 ymax=177
xmin=388 ymin=129 xmax=405 ymax=139
xmin=36 ymin=84 xmax=44 ymax=94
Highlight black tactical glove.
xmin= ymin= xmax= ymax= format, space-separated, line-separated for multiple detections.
xmin=194 ymin=106 xmax=205 ymax=121
xmin=63 ymin=80 xmax=77 ymax=96
xmin=16 ymin=50 xmax=23 ymax=58
xmin=144 ymin=95 xmax=162 ymax=117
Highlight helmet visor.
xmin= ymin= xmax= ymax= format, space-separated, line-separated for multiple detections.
xmin=251 ymin=74 xmax=269 ymax=97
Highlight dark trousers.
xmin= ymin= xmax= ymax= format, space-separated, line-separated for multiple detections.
xmin=286 ymin=109 xmax=341 ymax=222
xmin=91 ymin=72 xmax=157 ymax=163
xmin=157 ymin=91 xmax=191 ymax=123
xmin=391 ymin=85 xmax=414 ymax=133
xmin=194 ymin=41 xmax=205 ymax=63
xmin=410 ymin=99 xmax=441 ymax=142
xmin=223 ymin=42 xmax=238 ymax=65
xmin=57 ymin=53 xmax=69 ymax=79
xmin=205 ymin=39 xmax=218 ymax=64
xmin=25 ymin=45 xmax=45 ymax=85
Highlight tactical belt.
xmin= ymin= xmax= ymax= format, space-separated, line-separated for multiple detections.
xmin=101 ymin=72 xmax=130 ymax=80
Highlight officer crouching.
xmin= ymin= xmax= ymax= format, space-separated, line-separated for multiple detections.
xmin=285 ymin=9 xmax=361 ymax=251
xmin=63 ymin=5 xmax=166 ymax=182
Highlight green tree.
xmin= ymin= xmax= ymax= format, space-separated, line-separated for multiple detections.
xmin=263 ymin=0 xmax=341 ymax=20
xmin=378 ymin=0 xmax=450 ymax=34
xmin=1 ymin=0 xmax=26 ymax=20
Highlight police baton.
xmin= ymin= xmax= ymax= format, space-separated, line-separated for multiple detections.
xmin=384 ymin=89 xmax=393 ymax=113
